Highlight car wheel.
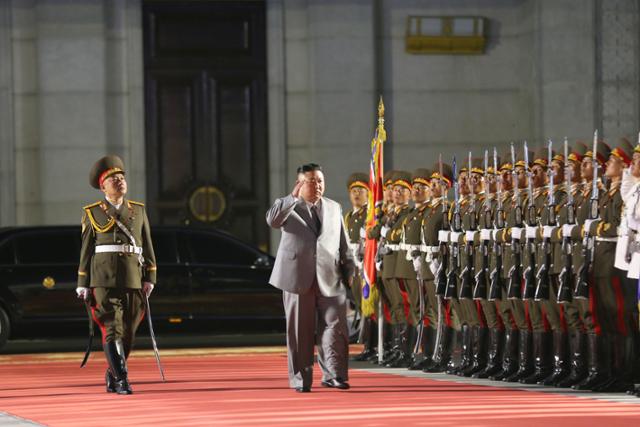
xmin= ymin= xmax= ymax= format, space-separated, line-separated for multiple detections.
xmin=0 ymin=306 xmax=10 ymax=351
xmin=346 ymin=297 xmax=362 ymax=343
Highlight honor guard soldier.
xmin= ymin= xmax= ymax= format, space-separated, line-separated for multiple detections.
xmin=581 ymin=138 xmax=635 ymax=392
xmin=378 ymin=171 xmax=413 ymax=366
xmin=76 ymin=155 xmax=157 ymax=395
xmin=421 ymin=163 xmax=453 ymax=373
xmin=394 ymin=168 xmax=432 ymax=369
xmin=570 ymin=140 xmax=611 ymax=391
xmin=345 ymin=173 xmax=376 ymax=362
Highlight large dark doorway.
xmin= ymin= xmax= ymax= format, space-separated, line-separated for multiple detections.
xmin=143 ymin=1 xmax=269 ymax=251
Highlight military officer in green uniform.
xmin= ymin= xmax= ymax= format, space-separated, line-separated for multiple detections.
xmin=345 ymin=173 xmax=375 ymax=362
xmin=76 ymin=155 xmax=157 ymax=395
xmin=391 ymin=168 xmax=432 ymax=368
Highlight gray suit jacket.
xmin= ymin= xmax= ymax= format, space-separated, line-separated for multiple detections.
xmin=266 ymin=194 xmax=355 ymax=296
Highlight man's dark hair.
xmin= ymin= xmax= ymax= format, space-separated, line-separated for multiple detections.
xmin=297 ymin=163 xmax=323 ymax=174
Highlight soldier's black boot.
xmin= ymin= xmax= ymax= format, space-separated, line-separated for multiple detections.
xmin=538 ymin=330 xmax=568 ymax=386
xmin=556 ymin=331 xmax=587 ymax=388
xmin=105 ymin=369 xmax=116 ymax=393
xmin=454 ymin=324 xmax=472 ymax=376
xmin=409 ymin=326 xmax=434 ymax=370
xmin=475 ymin=327 xmax=504 ymax=379
xmin=381 ymin=324 xmax=401 ymax=365
xmin=464 ymin=326 xmax=488 ymax=377
xmin=573 ymin=333 xmax=611 ymax=390
xmin=104 ymin=340 xmax=133 ymax=395
xmin=520 ymin=331 xmax=551 ymax=384
xmin=388 ymin=324 xmax=413 ymax=367
xmin=504 ymin=329 xmax=532 ymax=382
xmin=423 ymin=326 xmax=453 ymax=373
xmin=490 ymin=329 xmax=518 ymax=381
xmin=352 ymin=318 xmax=376 ymax=361
xmin=594 ymin=334 xmax=634 ymax=393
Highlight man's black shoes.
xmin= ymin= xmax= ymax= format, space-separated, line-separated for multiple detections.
xmin=295 ymin=386 xmax=311 ymax=393
xmin=321 ymin=378 xmax=350 ymax=390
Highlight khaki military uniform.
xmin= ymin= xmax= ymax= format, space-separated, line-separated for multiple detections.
xmin=344 ymin=205 xmax=367 ymax=311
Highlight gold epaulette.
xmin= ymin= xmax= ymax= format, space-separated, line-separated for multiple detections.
xmin=83 ymin=201 xmax=102 ymax=210
xmin=128 ymin=200 xmax=145 ymax=207
xmin=85 ymin=203 xmax=115 ymax=233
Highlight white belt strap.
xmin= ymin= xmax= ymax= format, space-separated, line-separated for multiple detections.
xmin=595 ymin=237 xmax=618 ymax=243
xmin=95 ymin=244 xmax=143 ymax=255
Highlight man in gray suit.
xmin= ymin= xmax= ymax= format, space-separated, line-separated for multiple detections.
xmin=267 ymin=163 xmax=356 ymax=392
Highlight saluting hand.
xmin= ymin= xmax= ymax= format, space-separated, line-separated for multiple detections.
xmin=291 ymin=180 xmax=304 ymax=199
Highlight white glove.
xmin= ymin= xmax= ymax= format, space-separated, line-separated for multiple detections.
xmin=465 ymin=230 xmax=476 ymax=242
xmin=510 ymin=227 xmax=522 ymax=240
xmin=480 ymin=229 xmax=492 ymax=241
xmin=438 ymin=230 xmax=450 ymax=244
xmin=143 ymin=281 xmax=155 ymax=297
xmin=381 ymin=226 xmax=390 ymax=238
xmin=359 ymin=227 xmax=366 ymax=238
xmin=562 ymin=224 xmax=576 ymax=237
xmin=450 ymin=231 xmax=461 ymax=242
xmin=542 ymin=225 xmax=555 ymax=239
xmin=376 ymin=260 xmax=382 ymax=271
xmin=429 ymin=258 xmax=441 ymax=275
xmin=412 ymin=256 xmax=423 ymax=273
xmin=492 ymin=229 xmax=500 ymax=240
xmin=584 ymin=219 xmax=596 ymax=234
xmin=525 ymin=225 xmax=538 ymax=239
xmin=76 ymin=287 xmax=91 ymax=300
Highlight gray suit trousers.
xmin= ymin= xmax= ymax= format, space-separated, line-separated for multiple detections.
xmin=283 ymin=281 xmax=349 ymax=389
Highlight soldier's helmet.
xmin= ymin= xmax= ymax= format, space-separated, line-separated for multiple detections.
xmin=89 ymin=155 xmax=126 ymax=189
xmin=347 ymin=172 xmax=369 ymax=190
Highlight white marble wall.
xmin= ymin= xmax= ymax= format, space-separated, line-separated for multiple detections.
xmin=5 ymin=0 xmax=144 ymax=226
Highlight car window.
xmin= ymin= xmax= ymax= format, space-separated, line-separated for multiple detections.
xmin=0 ymin=240 xmax=14 ymax=265
xmin=186 ymin=231 xmax=257 ymax=265
xmin=14 ymin=231 xmax=80 ymax=264
xmin=151 ymin=230 xmax=179 ymax=264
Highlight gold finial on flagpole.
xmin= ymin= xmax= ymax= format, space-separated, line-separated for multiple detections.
xmin=377 ymin=96 xmax=386 ymax=142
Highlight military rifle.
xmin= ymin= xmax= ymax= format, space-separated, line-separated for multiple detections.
xmin=459 ymin=151 xmax=475 ymax=300
xmin=534 ymin=140 xmax=555 ymax=301
xmin=576 ymin=130 xmax=599 ymax=299
xmin=507 ymin=142 xmax=524 ymax=299
xmin=473 ymin=150 xmax=490 ymax=300
xmin=435 ymin=154 xmax=450 ymax=296
xmin=522 ymin=141 xmax=538 ymax=300
xmin=558 ymin=137 xmax=574 ymax=304
xmin=445 ymin=156 xmax=461 ymax=300
xmin=489 ymin=147 xmax=504 ymax=301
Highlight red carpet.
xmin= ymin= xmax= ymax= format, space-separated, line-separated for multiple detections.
xmin=1 ymin=348 xmax=639 ymax=426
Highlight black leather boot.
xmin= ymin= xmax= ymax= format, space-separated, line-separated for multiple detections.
xmin=538 ymin=330 xmax=569 ymax=386
xmin=424 ymin=326 xmax=454 ymax=373
xmin=409 ymin=326 xmax=434 ymax=370
xmin=593 ymin=334 xmax=634 ymax=392
xmin=474 ymin=327 xmax=504 ymax=378
xmin=352 ymin=318 xmax=376 ymax=361
xmin=520 ymin=331 xmax=552 ymax=384
xmin=504 ymin=329 xmax=533 ymax=382
xmin=105 ymin=369 xmax=116 ymax=393
xmin=454 ymin=324 xmax=472 ymax=376
xmin=104 ymin=340 xmax=132 ymax=395
xmin=464 ymin=326 xmax=488 ymax=377
xmin=388 ymin=324 xmax=412 ymax=367
xmin=556 ymin=331 xmax=587 ymax=388
xmin=573 ymin=333 xmax=611 ymax=390
xmin=490 ymin=329 xmax=518 ymax=381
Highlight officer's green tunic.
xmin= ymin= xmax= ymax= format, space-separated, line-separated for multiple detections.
xmin=344 ymin=205 xmax=367 ymax=311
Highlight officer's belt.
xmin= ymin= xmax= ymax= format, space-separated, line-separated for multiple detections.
xmin=420 ymin=245 xmax=440 ymax=253
xmin=387 ymin=244 xmax=400 ymax=251
xmin=95 ymin=244 xmax=143 ymax=255
xmin=399 ymin=243 xmax=421 ymax=252
xmin=595 ymin=237 xmax=618 ymax=243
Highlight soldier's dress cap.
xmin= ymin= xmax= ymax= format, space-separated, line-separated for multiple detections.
xmin=568 ymin=141 xmax=588 ymax=163
xmin=470 ymin=157 xmax=484 ymax=175
xmin=384 ymin=170 xmax=398 ymax=187
xmin=431 ymin=163 xmax=453 ymax=187
xmin=515 ymin=148 xmax=533 ymax=169
xmin=90 ymin=155 xmax=125 ymax=189
xmin=584 ymin=140 xmax=611 ymax=166
xmin=610 ymin=137 xmax=634 ymax=166
xmin=347 ymin=172 xmax=369 ymax=190
xmin=393 ymin=171 xmax=413 ymax=190
xmin=499 ymin=149 xmax=513 ymax=171
xmin=532 ymin=146 xmax=549 ymax=168
xmin=412 ymin=168 xmax=432 ymax=186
